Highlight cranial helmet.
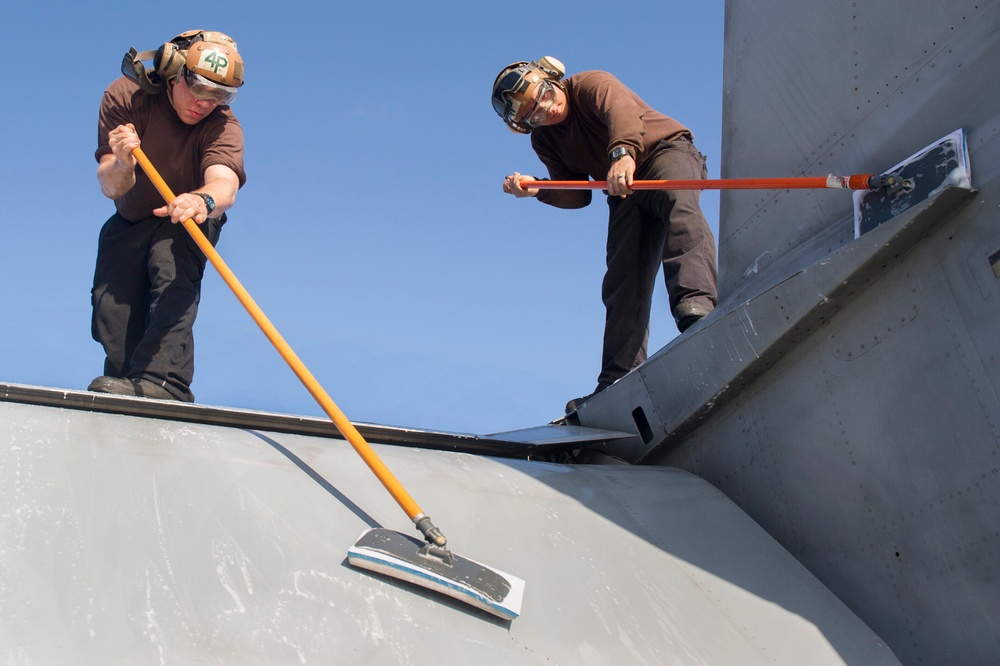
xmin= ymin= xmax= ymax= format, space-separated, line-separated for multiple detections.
xmin=122 ymin=30 xmax=244 ymax=95
xmin=491 ymin=56 xmax=565 ymax=133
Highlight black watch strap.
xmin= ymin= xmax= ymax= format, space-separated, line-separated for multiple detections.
xmin=193 ymin=192 xmax=216 ymax=215
xmin=609 ymin=146 xmax=631 ymax=163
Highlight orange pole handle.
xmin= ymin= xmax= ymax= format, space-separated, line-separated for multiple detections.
xmin=131 ymin=147 xmax=425 ymax=523
xmin=521 ymin=174 xmax=877 ymax=191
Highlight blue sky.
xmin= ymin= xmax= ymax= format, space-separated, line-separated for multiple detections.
xmin=1 ymin=1 xmax=724 ymax=435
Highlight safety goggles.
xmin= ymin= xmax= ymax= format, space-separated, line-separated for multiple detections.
xmin=493 ymin=73 xmax=557 ymax=127
xmin=523 ymin=79 xmax=558 ymax=127
xmin=183 ymin=67 xmax=239 ymax=105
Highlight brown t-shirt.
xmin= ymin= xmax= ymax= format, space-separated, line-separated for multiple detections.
xmin=96 ymin=77 xmax=246 ymax=222
xmin=530 ymin=71 xmax=689 ymax=209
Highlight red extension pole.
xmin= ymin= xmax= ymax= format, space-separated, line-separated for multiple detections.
xmin=520 ymin=174 xmax=884 ymax=191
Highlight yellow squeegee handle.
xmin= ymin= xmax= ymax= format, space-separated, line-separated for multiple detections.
xmin=132 ymin=147 xmax=446 ymax=546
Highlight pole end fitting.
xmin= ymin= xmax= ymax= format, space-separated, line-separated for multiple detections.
xmin=414 ymin=514 xmax=448 ymax=548
xmin=868 ymin=173 xmax=914 ymax=197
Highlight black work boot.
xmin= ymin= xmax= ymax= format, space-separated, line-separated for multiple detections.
xmin=130 ymin=378 xmax=182 ymax=401
xmin=674 ymin=300 xmax=714 ymax=333
xmin=87 ymin=376 xmax=185 ymax=401
xmin=88 ymin=376 xmax=135 ymax=395
xmin=565 ymin=383 xmax=611 ymax=414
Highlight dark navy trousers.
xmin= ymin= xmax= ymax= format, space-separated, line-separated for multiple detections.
xmin=598 ymin=137 xmax=718 ymax=388
xmin=91 ymin=212 xmax=224 ymax=402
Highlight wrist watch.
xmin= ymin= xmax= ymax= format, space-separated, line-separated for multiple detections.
xmin=193 ymin=192 xmax=216 ymax=216
xmin=609 ymin=146 xmax=631 ymax=163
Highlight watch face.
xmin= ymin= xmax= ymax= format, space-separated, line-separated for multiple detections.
xmin=611 ymin=147 xmax=628 ymax=162
xmin=196 ymin=192 xmax=215 ymax=213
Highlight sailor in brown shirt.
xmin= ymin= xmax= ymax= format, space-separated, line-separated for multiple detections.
xmin=88 ymin=31 xmax=247 ymax=402
xmin=493 ymin=57 xmax=718 ymax=413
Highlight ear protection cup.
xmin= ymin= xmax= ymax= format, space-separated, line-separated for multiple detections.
xmin=153 ymin=42 xmax=187 ymax=81
xmin=537 ymin=56 xmax=565 ymax=82
xmin=153 ymin=30 xmax=214 ymax=82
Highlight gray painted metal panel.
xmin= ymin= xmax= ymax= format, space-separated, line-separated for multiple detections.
xmin=0 ymin=397 xmax=897 ymax=664
xmin=704 ymin=4 xmax=1000 ymax=661
xmin=663 ymin=183 xmax=1000 ymax=663
xmin=718 ymin=0 xmax=1000 ymax=296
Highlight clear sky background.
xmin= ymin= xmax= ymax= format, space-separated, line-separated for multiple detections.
xmin=0 ymin=1 xmax=724 ymax=436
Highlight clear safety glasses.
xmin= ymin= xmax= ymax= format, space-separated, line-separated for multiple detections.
xmin=523 ymin=80 xmax=558 ymax=127
xmin=183 ymin=68 xmax=239 ymax=105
